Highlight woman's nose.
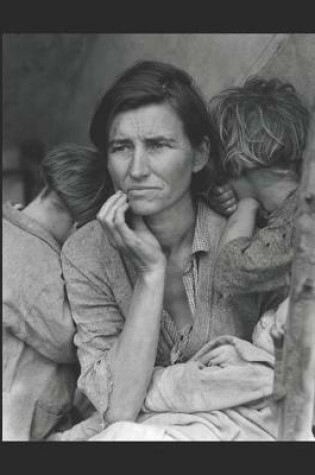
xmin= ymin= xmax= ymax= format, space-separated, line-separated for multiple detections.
xmin=129 ymin=147 xmax=150 ymax=178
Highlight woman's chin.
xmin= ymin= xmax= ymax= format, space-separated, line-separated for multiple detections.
xmin=129 ymin=199 xmax=162 ymax=216
xmin=129 ymin=204 xmax=157 ymax=216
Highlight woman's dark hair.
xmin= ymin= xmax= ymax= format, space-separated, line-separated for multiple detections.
xmin=208 ymin=76 xmax=310 ymax=178
xmin=41 ymin=144 xmax=113 ymax=227
xmin=89 ymin=60 xmax=218 ymax=194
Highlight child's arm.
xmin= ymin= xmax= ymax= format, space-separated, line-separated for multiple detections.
xmin=214 ymin=191 xmax=297 ymax=296
xmin=219 ymin=197 xmax=260 ymax=250
xmin=215 ymin=219 xmax=294 ymax=295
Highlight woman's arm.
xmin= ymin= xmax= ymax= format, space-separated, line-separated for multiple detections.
xmin=62 ymin=237 xmax=166 ymax=423
xmin=108 ymin=268 xmax=165 ymax=422
xmin=63 ymin=191 xmax=168 ymax=424
xmin=96 ymin=192 xmax=168 ymax=423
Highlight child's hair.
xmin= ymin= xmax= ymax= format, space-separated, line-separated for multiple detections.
xmin=40 ymin=144 xmax=113 ymax=227
xmin=208 ymin=76 xmax=310 ymax=178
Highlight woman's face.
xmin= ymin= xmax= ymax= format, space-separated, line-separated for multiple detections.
xmin=107 ymin=103 xmax=207 ymax=216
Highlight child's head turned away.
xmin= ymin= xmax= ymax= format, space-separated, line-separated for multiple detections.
xmin=252 ymin=298 xmax=290 ymax=354
xmin=209 ymin=77 xmax=310 ymax=180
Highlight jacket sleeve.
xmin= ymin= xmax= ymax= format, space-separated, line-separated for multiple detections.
xmin=61 ymin=252 xmax=124 ymax=418
xmin=3 ymin=274 xmax=77 ymax=364
xmin=214 ymin=223 xmax=293 ymax=294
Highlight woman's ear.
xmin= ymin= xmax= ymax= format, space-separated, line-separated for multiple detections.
xmin=193 ymin=137 xmax=210 ymax=173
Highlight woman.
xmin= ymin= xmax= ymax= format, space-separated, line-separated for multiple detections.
xmin=61 ymin=61 xmax=274 ymax=437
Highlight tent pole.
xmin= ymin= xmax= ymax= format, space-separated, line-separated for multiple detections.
xmin=276 ymin=118 xmax=315 ymax=440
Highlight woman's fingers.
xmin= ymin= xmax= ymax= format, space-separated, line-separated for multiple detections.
xmin=97 ymin=191 xmax=165 ymax=271
xmin=205 ymin=345 xmax=232 ymax=363
xmin=99 ymin=192 xmax=127 ymax=224
xmin=200 ymin=355 xmax=219 ymax=365
xmin=205 ymin=346 xmax=224 ymax=361
xmin=97 ymin=190 xmax=125 ymax=221
xmin=208 ymin=355 xmax=225 ymax=367
xmin=97 ymin=191 xmax=131 ymax=248
xmin=113 ymin=202 xmax=140 ymax=249
xmin=100 ymin=194 xmax=148 ymax=253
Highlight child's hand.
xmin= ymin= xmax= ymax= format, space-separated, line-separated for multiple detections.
xmin=204 ymin=344 xmax=246 ymax=367
xmin=207 ymin=183 xmax=238 ymax=217
xmin=271 ymin=298 xmax=289 ymax=342
xmin=252 ymin=311 xmax=276 ymax=354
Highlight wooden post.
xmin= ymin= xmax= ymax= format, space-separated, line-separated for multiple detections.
xmin=276 ymin=117 xmax=315 ymax=440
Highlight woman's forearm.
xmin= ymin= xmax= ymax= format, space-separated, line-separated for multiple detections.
xmin=106 ymin=267 xmax=166 ymax=423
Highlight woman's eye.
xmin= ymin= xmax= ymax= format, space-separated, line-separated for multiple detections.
xmin=110 ymin=144 xmax=129 ymax=153
xmin=148 ymin=142 xmax=167 ymax=150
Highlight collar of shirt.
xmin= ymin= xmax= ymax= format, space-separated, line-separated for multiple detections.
xmin=3 ymin=202 xmax=61 ymax=254
xmin=183 ymin=200 xmax=213 ymax=274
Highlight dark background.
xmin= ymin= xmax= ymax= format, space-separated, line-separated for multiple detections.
xmin=3 ymin=33 xmax=315 ymax=205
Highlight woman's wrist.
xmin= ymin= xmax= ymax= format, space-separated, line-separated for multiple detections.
xmin=139 ymin=263 xmax=167 ymax=283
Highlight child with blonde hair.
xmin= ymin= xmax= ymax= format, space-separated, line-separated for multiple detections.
xmin=208 ymin=77 xmax=309 ymax=303
xmin=206 ymin=77 xmax=314 ymax=438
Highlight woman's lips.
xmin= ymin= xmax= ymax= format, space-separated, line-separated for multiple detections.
xmin=127 ymin=186 xmax=159 ymax=191
xmin=127 ymin=186 xmax=159 ymax=192
xmin=127 ymin=187 xmax=160 ymax=198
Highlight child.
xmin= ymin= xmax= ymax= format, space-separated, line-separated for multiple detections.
xmin=207 ymin=78 xmax=314 ymax=438
xmin=207 ymin=77 xmax=310 ymax=304
xmin=3 ymin=144 xmax=110 ymax=440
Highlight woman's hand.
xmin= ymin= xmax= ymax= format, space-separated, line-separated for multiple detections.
xmin=202 ymin=344 xmax=247 ymax=367
xmin=207 ymin=183 xmax=238 ymax=217
xmin=97 ymin=191 xmax=167 ymax=274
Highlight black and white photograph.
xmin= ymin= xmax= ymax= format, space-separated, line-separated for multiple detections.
xmin=2 ymin=33 xmax=315 ymax=442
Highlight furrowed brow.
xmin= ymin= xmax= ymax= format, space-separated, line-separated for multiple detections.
xmin=145 ymin=135 xmax=177 ymax=143
xmin=108 ymin=138 xmax=132 ymax=147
